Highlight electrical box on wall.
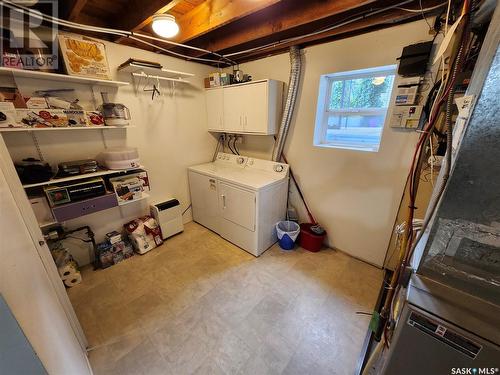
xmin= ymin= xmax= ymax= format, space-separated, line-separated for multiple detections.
xmin=397 ymin=41 xmax=433 ymax=77
xmin=390 ymin=105 xmax=423 ymax=129
xmin=395 ymin=77 xmax=422 ymax=105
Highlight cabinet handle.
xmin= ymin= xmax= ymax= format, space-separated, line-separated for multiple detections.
xmin=239 ymin=116 xmax=242 ymax=127
xmin=245 ymin=115 xmax=248 ymax=127
xmin=221 ymin=194 xmax=226 ymax=209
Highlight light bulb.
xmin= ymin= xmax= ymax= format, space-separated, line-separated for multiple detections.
xmin=372 ymin=76 xmax=386 ymax=85
xmin=151 ymin=14 xmax=179 ymax=38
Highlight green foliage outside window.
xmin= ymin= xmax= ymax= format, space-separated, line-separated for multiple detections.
xmin=329 ymin=75 xmax=394 ymax=110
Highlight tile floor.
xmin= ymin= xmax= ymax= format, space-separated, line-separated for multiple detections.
xmin=68 ymin=222 xmax=383 ymax=375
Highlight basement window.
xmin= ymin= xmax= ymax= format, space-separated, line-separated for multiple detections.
xmin=313 ymin=65 xmax=396 ymax=152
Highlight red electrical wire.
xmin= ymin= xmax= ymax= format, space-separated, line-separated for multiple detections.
xmin=403 ymin=1 xmax=472 ymax=267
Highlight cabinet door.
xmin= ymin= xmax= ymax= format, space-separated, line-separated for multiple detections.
xmin=206 ymin=89 xmax=224 ymax=131
xmin=223 ymin=85 xmax=245 ymax=132
xmin=188 ymin=171 xmax=220 ymax=232
xmin=219 ymin=181 xmax=256 ymax=231
xmin=241 ymin=82 xmax=268 ymax=134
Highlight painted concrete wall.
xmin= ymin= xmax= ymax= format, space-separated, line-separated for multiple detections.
xmin=2 ymin=35 xmax=214 ymax=255
xmin=234 ymin=21 xmax=434 ymax=266
xmin=2 ymin=21 xmax=434 ymax=268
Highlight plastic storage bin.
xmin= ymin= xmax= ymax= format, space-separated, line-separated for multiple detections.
xmin=299 ymin=223 xmax=326 ymax=252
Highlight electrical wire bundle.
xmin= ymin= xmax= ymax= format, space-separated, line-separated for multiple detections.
xmin=211 ymin=134 xmax=241 ymax=160
xmin=0 ymin=0 xmax=450 ymax=66
xmin=378 ymin=0 xmax=474 ymax=350
xmin=211 ymin=134 xmax=224 ymax=161
xmin=227 ymin=135 xmax=240 ymax=155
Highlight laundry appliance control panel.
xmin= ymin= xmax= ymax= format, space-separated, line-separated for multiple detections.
xmin=247 ymin=157 xmax=289 ymax=175
xmin=215 ymin=153 xmax=289 ymax=176
xmin=215 ymin=153 xmax=248 ymax=167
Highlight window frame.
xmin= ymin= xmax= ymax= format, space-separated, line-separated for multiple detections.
xmin=314 ymin=65 xmax=397 ymax=152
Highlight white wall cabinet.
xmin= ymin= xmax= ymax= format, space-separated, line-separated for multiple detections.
xmin=205 ymin=88 xmax=224 ymax=131
xmin=206 ymin=79 xmax=283 ymax=135
xmin=222 ymin=85 xmax=245 ymax=133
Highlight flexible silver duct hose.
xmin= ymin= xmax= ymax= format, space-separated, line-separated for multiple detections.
xmin=272 ymin=46 xmax=302 ymax=161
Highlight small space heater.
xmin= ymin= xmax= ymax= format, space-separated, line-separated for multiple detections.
xmin=150 ymin=198 xmax=184 ymax=240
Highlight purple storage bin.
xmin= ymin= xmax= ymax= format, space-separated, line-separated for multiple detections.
xmin=52 ymin=193 xmax=118 ymax=222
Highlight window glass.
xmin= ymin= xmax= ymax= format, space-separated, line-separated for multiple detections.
xmin=314 ymin=66 xmax=396 ymax=152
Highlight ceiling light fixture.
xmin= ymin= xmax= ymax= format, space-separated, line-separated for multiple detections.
xmin=372 ymin=76 xmax=386 ymax=85
xmin=151 ymin=14 xmax=179 ymax=38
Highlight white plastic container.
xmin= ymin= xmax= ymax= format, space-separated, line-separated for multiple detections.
xmin=100 ymin=147 xmax=140 ymax=170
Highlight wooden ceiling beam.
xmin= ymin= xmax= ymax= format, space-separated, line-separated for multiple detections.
xmin=231 ymin=9 xmax=422 ymax=63
xmin=184 ymin=0 xmax=378 ymax=56
xmin=114 ymin=0 xmax=183 ymax=35
xmin=172 ymin=0 xmax=283 ymax=43
xmin=66 ymin=0 xmax=88 ymax=22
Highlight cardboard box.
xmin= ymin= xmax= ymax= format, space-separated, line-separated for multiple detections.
xmin=25 ymin=97 xmax=49 ymax=109
xmin=105 ymin=230 xmax=122 ymax=245
xmin=109 ymin=176 xmax=143 ymax=203
xmin=0 ymin=87 xmax=27 ymax=108
xmin=29 ymin=196 xmax=54 ymax=225
xmin=113 ymin=240 xmax=134 ymax=260
xmin=96 ymin=242 xmax=114 ymax=269
xmin=64 ymin=109 xmax=88 ymax=127
xmin=220 ymin=73 xmax=232 ymax=86
xmin=125 ymin=171 xmax=150 ymax=191
xmin=0 ymin=102 xmax=21 ymax=128
xmin=209 ymin=72 xmax=220 ymax=87
xmin=86 ymin=111 xmax=105 ymax=126
xmin=17 ymin=109 xmax=68 ymax=127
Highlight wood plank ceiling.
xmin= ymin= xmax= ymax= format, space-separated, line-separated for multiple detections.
xmin=60 ymin=0 xmax=444 ymax=66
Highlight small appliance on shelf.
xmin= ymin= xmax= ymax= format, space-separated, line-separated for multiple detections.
xmin=99 ymin=92 xmax=130 ymax=126
xmin=15 ymin=158 xmax=53 ymax=184
xmin=56 ymin=159 xmax=98 ymax=177
xmin=99 ymin=147 xmax=140 ymax=170
xmin=44 ymin=177 xmax=107 ymax=206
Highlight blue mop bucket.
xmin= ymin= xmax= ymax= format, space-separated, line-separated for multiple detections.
xmin=276 ymin=221 xmax=300 ymax=250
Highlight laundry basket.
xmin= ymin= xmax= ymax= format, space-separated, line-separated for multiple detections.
xmin=276 ymin=221 xmax=300 ymax=250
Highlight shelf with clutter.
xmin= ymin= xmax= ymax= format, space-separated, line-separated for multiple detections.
xmin=22 ymin=147 xmax=150 ymax=225
xmin=0 ymin=88 xmax=132 ymax=131
xmin=0 ymin=34 xmax=186 ymax=285
xmin=0 ymin=67 xmax=130 ymax=87
xmin=0 ymin=125 xmax=135 ymax=132
xmin=21 ymin=164 xmax=145 ymax=189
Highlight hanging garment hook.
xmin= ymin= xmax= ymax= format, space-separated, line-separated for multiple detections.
xmin=156 ymin=75 xmax=161 ymax=98
xmin=143 ymin=80 xmax=161 ymax=100
xmin=141 ymin=73 xmax=150 ymax=92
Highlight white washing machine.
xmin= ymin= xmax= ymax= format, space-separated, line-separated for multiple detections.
xmin=188 ymin=152 xmax=289 ymax=256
